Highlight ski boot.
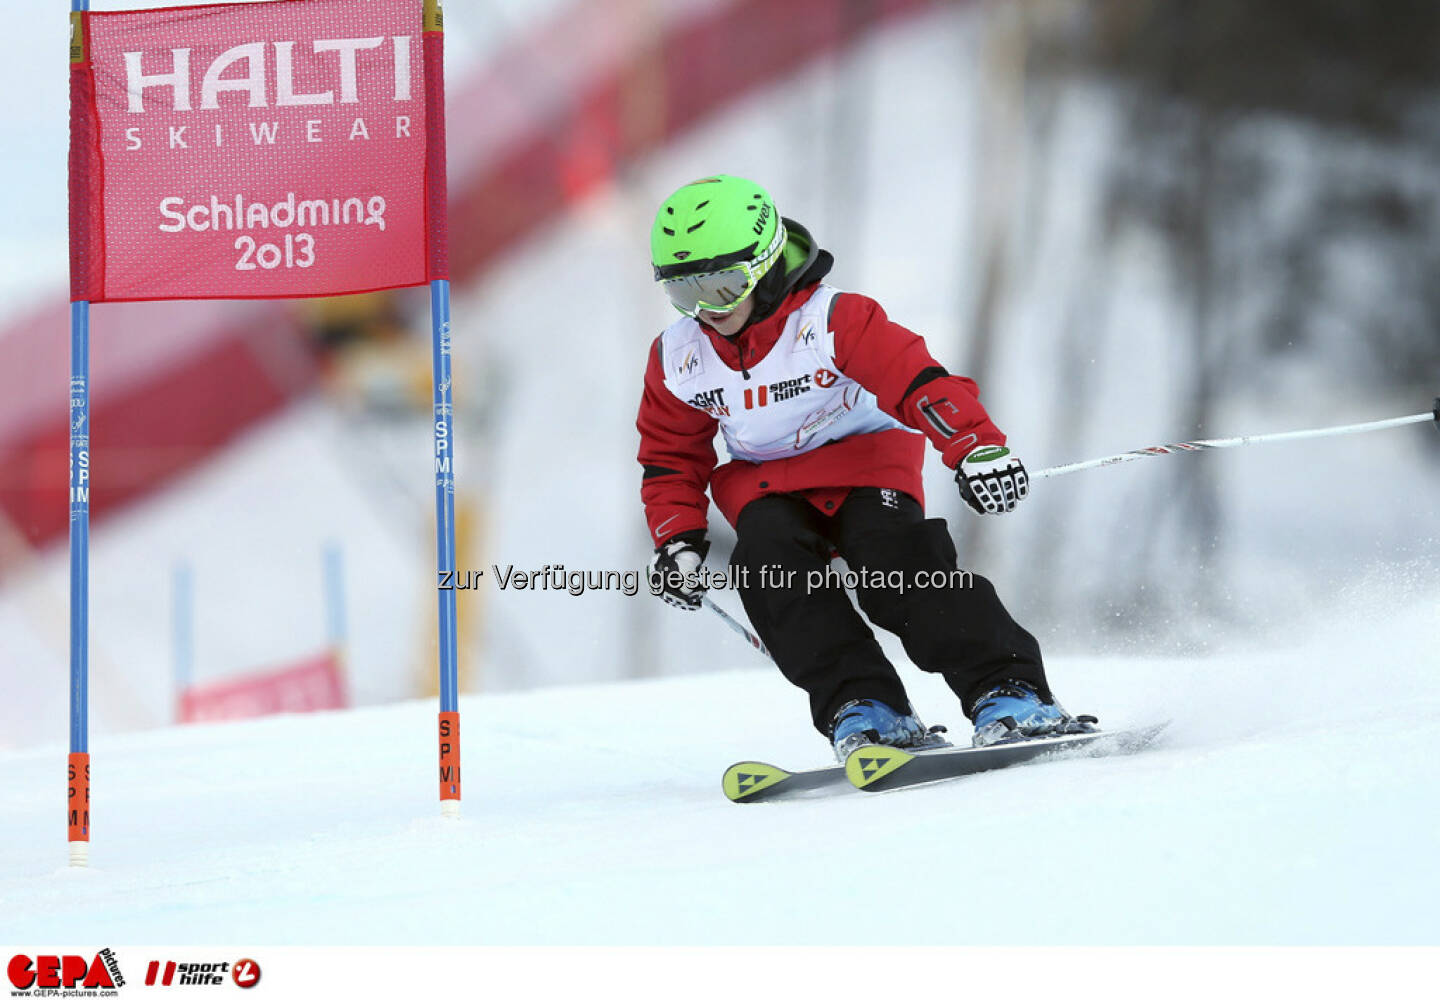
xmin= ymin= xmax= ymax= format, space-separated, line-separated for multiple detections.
xmin=970 ymin=680 xmax=1098 ymax=747
xmin=830 ymin=699 xmax=949 ymax=762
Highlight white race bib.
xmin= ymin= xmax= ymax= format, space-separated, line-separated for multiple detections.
xmin=659 ymin=284 xmax=912 ymax=463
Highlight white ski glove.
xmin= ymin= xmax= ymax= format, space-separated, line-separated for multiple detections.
xmin=649 ymin=532 xmax=710 ymax=611
xmin=955 ymin=444 xmax=1029 ymax=515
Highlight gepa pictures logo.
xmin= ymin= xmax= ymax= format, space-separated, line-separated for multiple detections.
xmin=7 ymin=950 xmax=124 ymax=993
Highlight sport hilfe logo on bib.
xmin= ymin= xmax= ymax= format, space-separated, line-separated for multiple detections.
xmin=72 ymin=0 xmax=436 ymax=302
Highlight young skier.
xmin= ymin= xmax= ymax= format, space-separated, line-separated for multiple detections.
xmin=636 ymin=175 xmax=1093 ymax=759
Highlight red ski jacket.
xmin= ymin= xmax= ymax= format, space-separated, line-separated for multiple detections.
xmin=636 ymin=283 xmax=1006 ymax=546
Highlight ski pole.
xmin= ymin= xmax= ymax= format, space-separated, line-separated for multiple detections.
xmin=704 ymin=401 xmax=1438 ymax=653
xmin=703 ymin=596 xmax=772 ymax=660
xmin=1033 ymin=398 xmax=1439 ymax=480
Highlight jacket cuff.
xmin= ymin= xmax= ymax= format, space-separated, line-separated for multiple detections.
xmin=648 ymin=514 xmax=709 ymax=548
xmin=942 ymin=430 xmax=1005 ymax=469
xmin=659 ymin=529 xmax=710 ymax=560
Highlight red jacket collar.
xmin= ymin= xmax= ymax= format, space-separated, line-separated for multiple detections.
xmin=699 ymin=284 xmax=821 ymax=373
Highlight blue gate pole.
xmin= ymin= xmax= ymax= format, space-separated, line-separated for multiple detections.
xmin=323 ymin=540 xmax=347 ymax=649
xmin=431 ymin=279 xmax=460 ymax=816
xmin=322 ymin=539 xmax=350 ymax=706
xmin=424 ymin=1 xmax=460 ymax=817
xmin=67 ymin=0 xmax=93 ymax=869
xmin=68 ymin=304 xmax=91 ymax=865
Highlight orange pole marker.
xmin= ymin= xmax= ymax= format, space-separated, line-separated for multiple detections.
xmin=68 ymin=752 xmax=90 ymax=865
xmin=439 ymin=711 xmax=460 ymax=816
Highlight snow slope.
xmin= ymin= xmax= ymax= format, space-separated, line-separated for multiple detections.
xmin=2 ymin=584 xmax=1436 ymax=946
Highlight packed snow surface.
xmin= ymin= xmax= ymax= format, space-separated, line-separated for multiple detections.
xmin=2 ymin=584 xmax=1436 ymax=946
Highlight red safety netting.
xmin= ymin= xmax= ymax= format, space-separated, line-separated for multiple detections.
xmin=179 ymin=649 xmax=348 ymax=723
xmin=73 ymin=0 xmax=437 ymax=303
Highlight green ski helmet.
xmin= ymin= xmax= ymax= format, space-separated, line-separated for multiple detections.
xmin=650 ymin=174 xmax=786 ymax=317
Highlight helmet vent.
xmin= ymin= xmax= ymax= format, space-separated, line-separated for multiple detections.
xmin=662 ymin=227 xmax=674 ymax=236
xmin=686 ymin=221 xmax=705 ymax=233
xmin=695 ymin=200 xmax=710 ymax=210
xmin=746 ymin=205 xmax=757 ymax=211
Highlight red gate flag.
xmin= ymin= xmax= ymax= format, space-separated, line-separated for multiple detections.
xmin=70 ymin=0 xmax=445 ymax=303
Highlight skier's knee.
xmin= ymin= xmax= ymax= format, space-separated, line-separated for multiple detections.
xmin=733 ymin=499 xmax=833 ymax=573
xmin=857 ymin=517 xmax=960 ymax=577
xmin=912 ymin=518 xmax=960 ymax=571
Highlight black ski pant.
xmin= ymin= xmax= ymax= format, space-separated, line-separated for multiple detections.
xmin=730 ymin=489 xmax=1050 ymax=736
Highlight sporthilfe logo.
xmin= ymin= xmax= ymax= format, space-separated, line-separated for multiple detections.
xmin=141 ymin=957 xmax=261 ymax=988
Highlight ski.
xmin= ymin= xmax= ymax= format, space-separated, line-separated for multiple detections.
xmin=844 ymin=722 xmax=1170 ymax=793
xmin=721 ymin=760 xmax=853 ymax=803
xmin=721 ymin=722 xmax=1168 ymax=803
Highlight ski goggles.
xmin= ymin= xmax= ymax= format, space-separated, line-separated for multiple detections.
xmin=655 ymin=223 xmax=786 ymax=318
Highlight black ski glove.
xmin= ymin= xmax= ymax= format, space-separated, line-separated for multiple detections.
xmin=649 ymin=530 xmax=711 ymax=611
xmin=955 ymin=444 xmax=1029 ymax=515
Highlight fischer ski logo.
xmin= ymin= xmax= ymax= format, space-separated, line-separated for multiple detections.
xmin=844 ymin=746 xmax=910 ymax=788
xmin=722 ymin=761 xmax=788 ymax=801
xmin=856 ymin=755 xmax=892 ymax=780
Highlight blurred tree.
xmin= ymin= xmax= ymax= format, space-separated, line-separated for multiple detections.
xmin=1062 ymin=0 xmax=1440 ymax=393
xmin=1004 ymin=0 xmax=1440 ymax=637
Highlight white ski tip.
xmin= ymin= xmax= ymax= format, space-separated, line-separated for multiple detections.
xmin=69 ymin=842 xmax=90 ymax=867
xmin=440 ymin=800 xmax=460 ymax=819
